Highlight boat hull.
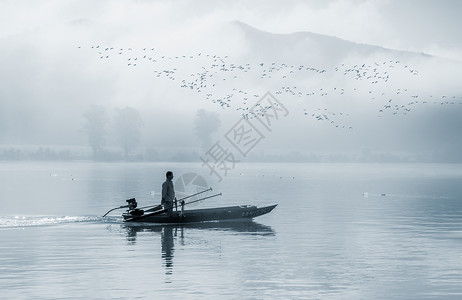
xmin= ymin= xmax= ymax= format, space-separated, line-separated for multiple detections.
xmin=123 ymin=204 xmax=277 ymax=223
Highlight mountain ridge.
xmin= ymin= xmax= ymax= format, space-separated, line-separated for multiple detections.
xmin=230 ymin=20 xmax=460 ymax=64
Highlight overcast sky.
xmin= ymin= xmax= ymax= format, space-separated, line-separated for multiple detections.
xmin=0 ymin=0 xmax=461 ymax=160
xmin=2 ymin=0 xmax=462 ymax=60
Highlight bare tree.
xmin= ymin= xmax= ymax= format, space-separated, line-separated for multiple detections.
xmin=194 ymin=109 xmax=221 ymax=150
xmin=82 ymin=105 xmax=108 ymax=158
xmin=113 ymin=106 xmax=143 ymax=159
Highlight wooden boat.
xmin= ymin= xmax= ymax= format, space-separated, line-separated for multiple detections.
xmin=122 ymin=204 xmax=277 ymax=223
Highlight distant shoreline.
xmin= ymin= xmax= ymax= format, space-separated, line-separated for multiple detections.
xmin=0 ymin=145 xmax=459 ymax=163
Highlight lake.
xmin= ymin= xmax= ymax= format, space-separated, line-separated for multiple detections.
xmin=1 ymin=161 xmax=461 ymax=299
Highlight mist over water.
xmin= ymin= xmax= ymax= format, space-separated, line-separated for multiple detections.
xmin=1 ymin=162 xmax=461 ymax=299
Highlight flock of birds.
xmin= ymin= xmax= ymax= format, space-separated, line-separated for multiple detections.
xmin=81 ymin=45 xmax=462 ymax=130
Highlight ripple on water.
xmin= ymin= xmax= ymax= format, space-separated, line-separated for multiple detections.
xmin=0 ymin=215 xmax=118 ymax=228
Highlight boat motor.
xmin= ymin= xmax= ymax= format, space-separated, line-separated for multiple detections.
xmin=125 ymin=198 xmax=144 ymax=216
xmin=126 ymin=198 xmax=137 ymax=210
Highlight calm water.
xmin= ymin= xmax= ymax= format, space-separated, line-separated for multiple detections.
xmin=1 ymin=162 xmax=461 ymax=299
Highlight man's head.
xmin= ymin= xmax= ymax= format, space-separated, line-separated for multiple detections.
xmin=166 ymin=171 xmax=173 ymax=179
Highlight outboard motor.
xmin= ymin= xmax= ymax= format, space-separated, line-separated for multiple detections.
xmin=126 ymin=198 xmax=138 ymax=210
xmin=125 ymin=198 xmax=144 ymax=217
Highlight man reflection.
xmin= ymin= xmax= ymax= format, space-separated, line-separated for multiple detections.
xmin=161 ymin=226 xmax=174 ymax=275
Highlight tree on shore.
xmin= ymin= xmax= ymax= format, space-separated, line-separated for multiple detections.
xmin=194 ymin=109 xmax=221 ymax=151
xmin=113 ymin=106 xmax=143 ymax=159
xmin=82 ymin=105 xmax=108 ymax=158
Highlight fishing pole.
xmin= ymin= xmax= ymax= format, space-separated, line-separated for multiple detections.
xmin=177 ymin=193 xmax=222 ymax=217
xmin=182 ymin=192 xmax=222 ymax=207
xmin=177 ymin=187 xmax=213 ymax=202
xmin=133 ymin=193 xmax=223 ymax=219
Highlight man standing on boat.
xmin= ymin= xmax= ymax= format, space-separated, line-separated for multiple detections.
xmin=161 ymin=171 xmax=175 ymax=214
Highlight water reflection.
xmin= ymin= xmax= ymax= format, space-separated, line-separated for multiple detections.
xmin=122 ymin=220 xmax=275 ymax=239
xmin=120 ymin=221 xmax=275 ymax=275
xmin=161 ymin=226 xmax=174 ymax=274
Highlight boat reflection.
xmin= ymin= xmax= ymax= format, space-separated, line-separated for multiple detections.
xmin=121 ymin=219 xmax=275 ymax=239
xmin=120 ymin=220 xmax=275 ymax=276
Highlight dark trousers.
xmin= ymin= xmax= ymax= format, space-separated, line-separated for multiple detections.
xmin=164 ymin=200 xmax=173 ymax=213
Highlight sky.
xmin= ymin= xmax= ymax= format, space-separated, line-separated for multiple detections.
xmin=0 ymin=0 xmax=461 ymax=161
xmin=1 ymin=0 xmax=462 ymax=60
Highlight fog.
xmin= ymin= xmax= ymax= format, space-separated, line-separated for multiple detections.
xmin=0 ymin=0 xmax=461 ymax=162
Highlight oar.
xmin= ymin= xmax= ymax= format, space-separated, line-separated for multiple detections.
xmin=138 ymin=187 xmax=213 ymax=210
xmin=102 ymin=204 xmax=129 ymax=217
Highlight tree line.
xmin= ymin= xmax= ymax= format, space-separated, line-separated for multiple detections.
xmin=81 ymin=106 xmax=221 ymax=161
xmin=82 ymin=105 xmax=143 ymax=160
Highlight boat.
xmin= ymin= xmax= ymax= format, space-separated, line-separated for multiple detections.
xmin=103 ymin=189 xmax=277 ymax=224
xmin=122 ymin=203 xmax=277 ymax=223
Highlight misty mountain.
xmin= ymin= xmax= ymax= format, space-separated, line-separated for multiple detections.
xmin=230 ymin=21 xmax=438 ymax=65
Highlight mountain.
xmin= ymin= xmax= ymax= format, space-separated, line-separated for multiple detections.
xmin=228 ymin=21 xmax=454 ymax=66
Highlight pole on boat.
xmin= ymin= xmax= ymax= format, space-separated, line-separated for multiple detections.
xmin=178 ymin=192 xmax=222 ymax=215
xmin=183 ymin=192 xmax=222 ymax=207
xmin=138 ymin=187 xmax=213 ymax=210
xmin=177 ymin=187 xmax=213 ymax=202
xmin=138 ymin=192 xmax=223 ymax=219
